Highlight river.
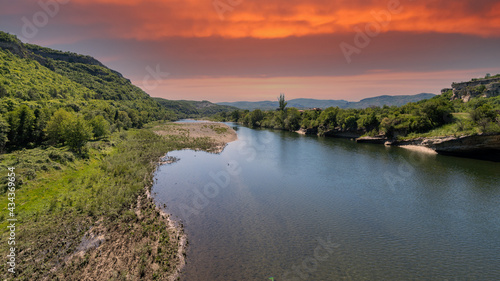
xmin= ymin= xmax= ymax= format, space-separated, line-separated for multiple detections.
xmin=151 ymin=123 xmax=500 ymax=280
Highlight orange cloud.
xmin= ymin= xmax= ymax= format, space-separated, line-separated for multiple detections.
xmin=5 ymin=0 xmax=499 ymax=102
xmin=133 ymin=68 xmax=500 ymax=102
xmin=58 ymin=0 xmax=500 ymax=40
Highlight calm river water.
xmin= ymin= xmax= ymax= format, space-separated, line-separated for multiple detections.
xmin=152 ymin=123 xmax=500 ymax=280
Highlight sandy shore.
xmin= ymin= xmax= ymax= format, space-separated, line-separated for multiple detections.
xmin=398 ymin=145 xmax=438 ymax=154
xmin=155 ymin=122 xmax=238 ymax=153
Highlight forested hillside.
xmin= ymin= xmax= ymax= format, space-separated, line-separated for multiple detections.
xmin=153 ymin=98 xmax=237 ymax=118
xmin=0 ymin=31 xmax=181 ymax=153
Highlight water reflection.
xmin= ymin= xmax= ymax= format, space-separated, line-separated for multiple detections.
xmin=152 ymin=124 xmax=500 ymax=280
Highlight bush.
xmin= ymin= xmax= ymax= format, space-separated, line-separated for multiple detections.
xmin=90 ymin=115 xmax=110 ymax=139
xmin=63 ymin=115 xmax=93 ymax=153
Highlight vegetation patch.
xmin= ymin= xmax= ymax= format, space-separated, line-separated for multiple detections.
xmin=212 ymin=92 xmax=500 ymax=139
xmin=0 ymin=124 xmax=235 ymax=280
xmin=153 ymin=122 xmax=237 ymax=153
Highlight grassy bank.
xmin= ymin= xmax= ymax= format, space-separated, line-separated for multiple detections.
xmin=0 ymin=121 xmax=229 ymax=280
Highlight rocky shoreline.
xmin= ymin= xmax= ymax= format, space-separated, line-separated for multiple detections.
xmin=389 ymin=134 xmax=500 ymax=162
xmin=296 ymin=130 xmax=500 ymax=162
xmin=358 ymin=134 xmax=500 ymax=162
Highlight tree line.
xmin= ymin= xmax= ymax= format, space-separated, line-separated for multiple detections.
xmin=212 ymin=92 xmax=500 ymax=139
xmin=0 ymin=94 xmax=175 ymax=153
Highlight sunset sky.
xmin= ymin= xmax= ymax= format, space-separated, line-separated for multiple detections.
xmin=1 ymin=0 xmax=500 ymax=102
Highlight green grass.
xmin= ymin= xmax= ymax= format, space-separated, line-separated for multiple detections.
xmin=403 ymin=113 xmax=500 ymax=139
xmin=0 ymin=125 xmax=216 ymax=279
xmin=0 ymin=146 xmax=76 ymax=190
xmin=451 ymin=112 xmax=471 ymax=120
xmin=209 ymin=124 xmax=228 ymax=134
xmin=404 ymin=123 xmax=479 ymax=139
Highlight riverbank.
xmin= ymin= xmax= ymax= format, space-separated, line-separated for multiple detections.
xmin=244 ymin=121 xmax=499 ymax=161
xmin=396 ymin=145 xmax=438 ymax=154
xmin=391 ymin=134 xmax=500 ymax=161
xmin=0 ymin=121 xmax=237 ymax=280
xmin=294 ymin=129 xmax=500 ymax=161
xmin=356 ymin=133 xmax=500 ymax=161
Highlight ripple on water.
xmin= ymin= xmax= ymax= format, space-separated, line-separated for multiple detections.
xmin=152 ymin=125 xmax=500 ymax=280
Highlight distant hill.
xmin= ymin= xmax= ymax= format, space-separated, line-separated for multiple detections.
xmin=0 ymin=31 xmax=179 ymax=124
xmin=0 ymin=30 xmax=236 ymax=133
xmin=346 ymin=93 xmax=436 ymax=109
xmin=217 ymin=93 xmax=436 ymax=110
xmin=153 ymin=98 xmax=237 ymax=118
xmin=217 ymin=99 xmax=348 ymax=111
xmin=216 ymin=101 xmax=280 ymax=111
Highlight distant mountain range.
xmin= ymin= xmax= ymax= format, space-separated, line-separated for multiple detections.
xmin=218 ymin=93 xmax=436 ymax=110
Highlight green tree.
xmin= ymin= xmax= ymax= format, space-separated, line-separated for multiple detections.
xmin=343 ymin=115 xmax=358 ymax=131
xmin=230 ymin=110 xmax=241 ymax=122
xmin=284 ymin=108 xmax=301 ymax=131
xmin=301 ymin=110 xmax=320 ymax=129
xmin=419 ymin=99 xmax=453 ymax=126
xmin=380 ymin=117 xmax=399 ymax=138
xmin=127 ymin=109 xmax=140 ymax=127
xmin=278 ymin=93 xmax=287 ymax=112
xmin=318 ymin=107 xmax=339 ymax=129
xmin=8 ymin=105 xmax=35 ymax=147
xmin=249 ymin=109 xmax=264 ymax=127
xmin=90 ymin=115 xmax=110 ymax=139
xmin=0 ymin=84 xmax=8 ymax=98
xmin=358 ymin=112 xmax=379 ymax=132
xmin=408 ymin=116 xmax=432 ymax=132
xmin=63 ymin=115 xmax=92 ymax=152
xmin=219 ymin=111 xmax=227 ymax=122
xmin=471 ymin=103 xmax=498 ymax=132
xmin=116 ymin=111 xmax=132 ymax=130
xmin=471 ymin=103 xmax=497 ymax=123
xmin=46 ymin=109 xmax=72 ymax=145
xmin=273 ymin=110 xmax=285 ymax=129
xmin=336 ymin=110 xmax=358 ymax=132
xmin=33 ymin=108 xmax=49 ymax=144
xmin=0 ymin=114 xmax=9 ymax=152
